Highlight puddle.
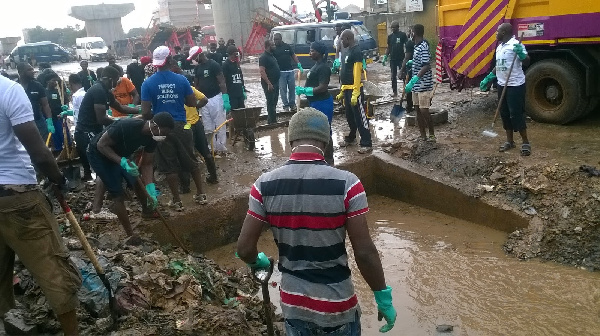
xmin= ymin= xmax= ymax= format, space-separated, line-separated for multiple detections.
xmin=205 ymin=195 xmax=600 ymax=335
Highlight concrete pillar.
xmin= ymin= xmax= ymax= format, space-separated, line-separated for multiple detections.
xmin=0 ymin=37 xmax=21 ymax=55
xmin=212 ymin=0 xmax=269 ymax=48
xmin=69 ymin=3 xmax=135 ymax=48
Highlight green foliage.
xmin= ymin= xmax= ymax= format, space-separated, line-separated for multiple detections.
xmin=126 ymin=27 xmax=148 ymax=38
xmin=26 ymin=26 xmax=86 ymax=48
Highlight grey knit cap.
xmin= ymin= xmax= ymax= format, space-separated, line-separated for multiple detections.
xmin=288 ymin=108 xmax=330 ymax=144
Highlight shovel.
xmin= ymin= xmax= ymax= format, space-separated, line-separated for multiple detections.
xmin=53 ymin=187 xmax=119 ymax=326
xmin=253 ymin=257 xmax=275 ymax=336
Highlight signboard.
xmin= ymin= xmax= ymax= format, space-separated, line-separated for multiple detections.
xmin=406 ymin=0 xmax=423 ymax=12
xmin=376 ymin=0 xmax=388 ymax=4
xmin=518 ymin=23 xmax=544 ymax=37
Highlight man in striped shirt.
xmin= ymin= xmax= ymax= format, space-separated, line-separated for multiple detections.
xmin=405 ymin=24 xmax=436 ymax=142
xmin=237 ymin=109 xmax=397 ymax=335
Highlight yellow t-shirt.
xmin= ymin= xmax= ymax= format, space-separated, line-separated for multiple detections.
xmin=186 ymin=86 xmax=206 ymax=125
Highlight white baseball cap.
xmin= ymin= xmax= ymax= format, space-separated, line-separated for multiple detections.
xmin=152 ymin=46 xmax=171 ymax=67
xmin=187 ymin=46 xmax=203 ymax=61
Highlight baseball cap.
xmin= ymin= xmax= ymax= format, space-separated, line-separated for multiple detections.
xmin=187 ymin=46 xmax=203 ymax=61
xmin=152 ymin=46 xmax=171 ymax=67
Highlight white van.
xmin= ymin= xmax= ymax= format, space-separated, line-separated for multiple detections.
xmin=75 ymin=37 xmax=108 ymax=62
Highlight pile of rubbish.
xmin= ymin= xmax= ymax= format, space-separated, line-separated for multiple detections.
xmin=8 ymin=213 xmax=280 ymax=335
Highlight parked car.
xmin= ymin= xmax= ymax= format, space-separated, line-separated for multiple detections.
xmin=9 ymin=41 xmax=73 ymax=64
xmin=75 ymin=37 xmax=109 ymax=62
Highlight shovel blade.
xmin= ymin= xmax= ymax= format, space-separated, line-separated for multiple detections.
xmin=482 ymin=130 xmax=498 ymax=138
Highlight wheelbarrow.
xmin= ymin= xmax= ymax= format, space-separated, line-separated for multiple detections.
xmin=230 ymin=106 xmax=263 ymax=151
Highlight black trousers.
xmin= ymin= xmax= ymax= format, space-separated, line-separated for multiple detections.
xmin=230 ymin=95 xmax=245 ymax=110
xmin=390 ymin=58 xmax=403 ymax=94
xmin=74 ymin=130 xmax=95 ymax=175
xmin=343 ymin=88 xmax=372 ymax=147
xmin=262 ymin=83 xmax=279 ymax=124
xmin=498 ymin=84 xmax=527 ymax=132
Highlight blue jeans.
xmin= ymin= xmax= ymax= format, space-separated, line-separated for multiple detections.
xmin=279 ymin=70 xmax=296 ymax=108
xmin=285 ymin=312 xmax=361 ymax=336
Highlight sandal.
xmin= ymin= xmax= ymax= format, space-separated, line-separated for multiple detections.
xmin=499 ymin=141 xmax=515 ymax=152
xmin=520 ymin=143 xmax=531 ymax=156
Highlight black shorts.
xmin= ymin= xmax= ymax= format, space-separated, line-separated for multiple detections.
xmin=87 ymin=147 xmax=136 ymax=197
xmin=498 ymin=84 xmax=527 ymax=132
xmin=230 ymin=95 xmax=245 ymax=110
xmin=155 ymin=121 xmax=198 ymax=174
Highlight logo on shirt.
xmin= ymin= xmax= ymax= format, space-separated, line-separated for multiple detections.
xmin=396 ymin=38 xmax=402 ymax=43
xmin=231 ymin=74 xmax=242 ymax=84
xmin=51 ymin=94 xmax=58 ymax=100
xmin=157 ymin=83 xmax=179 ymax=104
xmin=344 ymin=56 xmax=349 ymax=64
xmin=203 ymin=70 xmax=210 ymax=78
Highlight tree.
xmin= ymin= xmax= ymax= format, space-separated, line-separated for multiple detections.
xmin=25 ymin=26 xmax=85 ymax=47
xmin=126 ymin=27 xmax=148 ymax=38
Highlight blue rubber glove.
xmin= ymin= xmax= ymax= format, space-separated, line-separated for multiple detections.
xmin=374 ymin=286 xmax=397 ymax=333
xmin=248 ymin=252 xmax=270 ymax=269
xmin=145 ymin=183 xmax=158 ymax=210
xmin=404 ymin=75 xmax=420 ymax=92
xmin=513 ymin=43 xmax=527 ymax=61
xmin=120 ymin=157 xmax=139 ymax=177
xmin=60 ymin=110 xmax=73 ymax=117
xmin=406 ymin=60 xmax=413 ymax=68
xmin=382 ymin=54 xmax=388 ymax=66
xmin=243 ymin=87 xmax=247 ymax=101
xmin=46 ymin=118 xmax=55 ymax=134
xmin=222 ymin=93 xmax=231 ymax=112
xmin=480 ymin=72 xmax=496 ymax=92
xmin=297 ymin=62 xmax=304 ymax=74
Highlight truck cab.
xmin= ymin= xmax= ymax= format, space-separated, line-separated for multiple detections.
xmin=75 ymin=37 xmax=109 ymax=62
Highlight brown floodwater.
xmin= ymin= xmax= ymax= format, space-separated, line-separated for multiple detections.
xmin=205 ymin=195 xmax=600 ymax=336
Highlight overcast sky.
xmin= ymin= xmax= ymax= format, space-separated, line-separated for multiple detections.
xmin=0 ymin=0 xmax=363 ymax=40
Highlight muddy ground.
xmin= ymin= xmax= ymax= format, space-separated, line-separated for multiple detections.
xmin=2 ymin=60 xmax=599 ymax=335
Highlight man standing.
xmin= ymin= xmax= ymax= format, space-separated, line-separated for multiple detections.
xmin=404 ymin=24 xmax=435 ymax=142
xmin=273 ymin=33 xmax=303 ymax=112
xmin=109 ymin=68 xmax=139 ymax=118
xmin=237 ymin=109 xmax=397 ymax=335
xmin=107 ymin=55 xmax=124 ymax=76
xmin=295 ymin=41 xmax=334 ymax=165
xmin=332 ymin=23 xmax=344 ymax=74
xmin=217 ymin=38 xmax=228 ymax=64
xmin=45 ymin=72 xmax=70 ymax=152
xmin=142 ymin=46 xmax=207 ymax=210
xmin=65 ymin=74 xmax=91 ymax=180
xmin=207 ymin=42 xmax=223 ymax=65
xmin=191 ymin=46 xmax=230 ymax=155
xmin=78 ymin=60 xmax=97 ymax=92
xmin=222 ymin=45 xmax=246 ymax=110
xmin=400 ymin=26 xmax=415 ymax=112
xmin=127 ymin=53 xmax=145 ymax=95
xmin=17 ymin=62 xmax=53 ymax=141
xmin=0 ymin=75 xmax=81 ymax=335
xmin=382 ymin=21 xmax=408 ymax=97
xmin=259 ymin=40 xmax=280 ymax=124
xmin=480 ymin=23 xmax=531 ymax=156
xmin=337 ymin=29 xmax=373 ymax=154
xmin=88 ymin=113 xmax=175 ymax=244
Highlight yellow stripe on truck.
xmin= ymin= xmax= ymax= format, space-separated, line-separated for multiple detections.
xmin=457 ymin=32 xmax=497 ymax=74
xmin=453 ymin=0 xmax=497 ymax=48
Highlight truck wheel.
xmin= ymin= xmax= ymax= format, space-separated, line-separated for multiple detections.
xmin=525 ymin=59 xmax=590 ymax=124
xmin=60 ymin=56 xmax=68 ymax=63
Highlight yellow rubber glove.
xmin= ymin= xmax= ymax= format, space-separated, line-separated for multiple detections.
xmin=335 ymin=91 xmax=344 ymax=102
xmin=184 ymin=123 xmax=191 ymax=130
xmin=351 ymin=89 xmax=360 ymax=106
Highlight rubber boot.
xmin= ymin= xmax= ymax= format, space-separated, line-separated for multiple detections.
xmin=205 ymin=157 xmax=218 ymax=184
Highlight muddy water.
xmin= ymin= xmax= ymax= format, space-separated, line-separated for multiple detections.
xmin=206 ymin=195 xmax=600 ymax=336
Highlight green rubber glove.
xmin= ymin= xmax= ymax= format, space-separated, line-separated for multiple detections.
xmin=46 ymin=118 xmax=55 ymax=134
xmin=60 ymin=110 xmax=74 ymax=117
xmin=61 ymin=105 xmax=69 ymax=112
xmin=248 ymin=252 xmax=270 ymax=269
xmin=297 ymin=62 xmax=304 ymax=74
xmin=145 ymin=183 xmax=158 ymax=210
xmin=120 ymin=157 xmax=139 ymax=177
xmin=480 ymin=72 xmax=497 ymax=92
xmin=382 ymin=54 xmax=388 ymax=66
xmin=295 ymin=86 xmax=305 ymax=96
xmin=404 ymin=75 xmax=420 ymax=92
xmin=374 ymin=286 xmax=397 ymax=333
xmin=222 ymin=93 xmax=231 ymax=112
xmin=107 ymin=109 xmax=113 ymax=117
xmin=362 ymin=59 xmax=367 ymax=70
xmin=406 ymin=60 xmax=413 ymax=68
xmin=66 ymin=88 xmax=71 ymax=95
xmin=87 ymin=75 xmax=94 ymax=84
xmin=513 ymin=43 xmax=527 ymax=61
xmin=332 ymin=58 xmax=341 ymax=72
xmin=243 ymin=87 xmax=247 ymax=100
xmin=304 ymin=87 xmax=314 ymax=96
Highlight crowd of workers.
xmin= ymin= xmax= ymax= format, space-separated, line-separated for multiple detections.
xmin=0 ymin=17 xmax=533 ymax=335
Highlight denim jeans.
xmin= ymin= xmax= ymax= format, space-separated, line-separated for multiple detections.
xmin=279 ymin=70 xmax=296 ymax=108
xmin=285 ymin=312 xmax=361 ymax=336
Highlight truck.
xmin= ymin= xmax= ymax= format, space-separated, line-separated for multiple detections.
xmin=438 ymin=0 xmax=600 ymax=124
xmin=75 ymin=37 xmax=109 ymax=62
xmin=8 ymin=41 xmax=73 ymax=64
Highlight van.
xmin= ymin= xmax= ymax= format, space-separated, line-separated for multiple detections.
xmin=270 ymin=20 xmax=378 ymax=69
xmin=75 ymin=37 xmax=109 ymax=62
xmin=9 ymin=41 xmax=73 ymax=64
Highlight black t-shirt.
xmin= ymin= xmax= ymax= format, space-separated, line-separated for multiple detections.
xmin=216 ymin=46 xmax=228 ymax=63
xmin=272 ymin=43 xmax=295 ymax=71
xmin=20 ymin=80 xmax=46 ymax=121
xmin=388 ymin=31 xmax=408 ymax=61
xmin=126 ymin=62 xmax=145 ymax=92
xmin=194 ymin=59 xmax=222 ymax=98
xmin=76 ymin=82 xmax=117 ymax=133
xmin=207 ymin=52 xmax=223 ymax=65
xmin=180 ymin=59 xmax=195 ymax=85
xmin=222 ymin=59 xmax=244 ymax=98
xmin=90 ymin=118 xmax=156 ymax=158
xmin=173 ymin=53 xmax=185 ymax=65
xmin=405 ymin=40 xmax=415 ymax=56
xmin=305 ymin=60 xmax=331 ymax=102
xmin=109 ymin=63 xmax=124 ymax=76
xmin=340 ymin=45 xmax=363 ymax=85
xmin=46 ymin=88 xmax=67 ymax=120
xmin=259 ymin=52 xmax=280 ymax=86
xmin=78 ymin=70 xmax=97 ymax=91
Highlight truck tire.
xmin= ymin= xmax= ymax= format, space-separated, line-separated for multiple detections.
xmin=525 ymin=59 xmax=589 ymax=124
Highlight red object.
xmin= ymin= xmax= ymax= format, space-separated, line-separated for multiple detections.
xmin=271 ymin=281 xmax=277 ymax=287
xmin=140 ymin=56 xmax=152 ymax=66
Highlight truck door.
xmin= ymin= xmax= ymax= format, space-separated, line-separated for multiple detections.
xmin=295 ymin=28 xmax=317 ymax=68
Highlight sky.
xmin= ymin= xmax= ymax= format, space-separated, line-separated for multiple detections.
xmin=0 ymin=0 xmax=363 ymax=40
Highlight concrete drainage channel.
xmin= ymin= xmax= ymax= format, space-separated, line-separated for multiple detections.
xmin=148 ymin=152 xmax=528 ymax=253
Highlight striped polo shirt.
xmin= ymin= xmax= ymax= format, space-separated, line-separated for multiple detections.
xmin=248 ymin=152 xmax=369 ymax=327
xmin=411 ymin=39 xmax=434 ymax=93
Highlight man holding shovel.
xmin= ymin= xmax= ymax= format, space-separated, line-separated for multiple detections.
xmin=0 ymin=75 xmax=81 ymax=335
xmin=237 ymin=109 xmax=397 ymax=335
xmin=480 ymin=23 xmax=531 ymax=156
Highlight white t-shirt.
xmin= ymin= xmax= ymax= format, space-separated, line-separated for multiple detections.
xmin=0 ymin=76 xmax=37 ymax=185
xmin=71 ymin=87 xmax=86 ymax=124
xmin=495 ymin=37 xmax=527 ymax=87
